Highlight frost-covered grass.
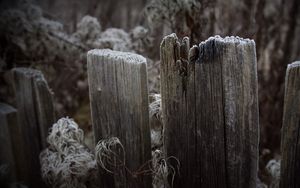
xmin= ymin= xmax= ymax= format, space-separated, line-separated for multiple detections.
xmin=40 ymin=118 xmax=97 ymax=188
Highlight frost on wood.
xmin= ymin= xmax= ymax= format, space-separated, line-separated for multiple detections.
xmin=87 ymin=49 xmax=152 ymax=187
xmin=12 ymin=67 xmax=55 ymax=149
xmin=39 ymin=118 xmax=97 ymax=188
xmin=161 ymin=33 xmax=259 ymax=187
xmin=87 ymin=49 xmax=146 ymax=65
xmin=12 ymin=67 xmax=55 ymax=187
xmin=280 ymin=61 xmax=300 ymax=188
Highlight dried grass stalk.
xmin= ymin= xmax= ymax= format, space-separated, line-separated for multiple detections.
xmin=94 ymin=137 xmax=125 ymax=174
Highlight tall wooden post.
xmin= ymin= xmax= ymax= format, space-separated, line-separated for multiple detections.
xmin=160 ymin=34 xmax=259 ymax=188
xmin=0 ymin=103 xmax=18 ymax=180
xmin=12 ymin=68 xmax=55 ymax=188
xmin=87 ymin=49 xmax=152 ymax=188
xmin=280 ymin=61 xmax=300 ymax=188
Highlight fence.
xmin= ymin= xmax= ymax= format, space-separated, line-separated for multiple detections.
xmin=87 ymin=49 xmax=152 ymax=188
xmin=0 ymin=34 xmax=299 ymax=188
xmin=160 ymin=35 xmax=259 ymax=188
xmin=0 ymin=68 xmax=55 ymax=188
xmin=280 ymin=61 xmax=300 ymax=188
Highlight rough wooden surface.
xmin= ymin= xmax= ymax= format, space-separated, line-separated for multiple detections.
xmin=87 ymin=49 xmax=152 ymax=188
xmin=280 ymin=61 xmax=300 ymax=188
xmin=0 ymin=103 xmax=18 ymax=180
xmin=160 ymin=34 xmax=259 ymax=188
xmin=12 ymin=68 xmax=55 ymax=188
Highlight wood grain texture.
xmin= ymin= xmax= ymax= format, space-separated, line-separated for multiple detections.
xmin=280 ymin=61 xmax=300 ymax=188
xmin=12 ymin=68 xmax=55 ymax=188
xmin=87 ymin=49 xmax=152 ymax=188
xmin=0 ymin=103 xmax=18 ymax=180
xmin=160 ymin=34 xmax=259 ymax=188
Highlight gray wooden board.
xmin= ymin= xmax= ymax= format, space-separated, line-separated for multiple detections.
xmin=280 ymin=61 xmax=300 ymax=188
xmin=87 ymin=49 xmax=152 ymax=188
xmin=0 ymin=103 xmax=18 ymax=180
xmin=160 ymin=34 xmax=259 ymax=188
xmin=12 ymin=68 xmax=55 ymax=188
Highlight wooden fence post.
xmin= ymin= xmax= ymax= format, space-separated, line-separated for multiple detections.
xmin=280 ymin=61 xmax=300 ymax=188
xmin=12 ymin=68 xmax=55 ymax=188
xmin=87 ymin=49 xmax=152 ymax=188
xmin=160 ymin=34 xmax=259 ymax=188
xmin=0 ymin=103 xmax=18 ymax=180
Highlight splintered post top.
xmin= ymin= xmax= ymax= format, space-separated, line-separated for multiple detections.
xmin=200 ymin=35 xmax=254 ymax=46
xmin=160 ymin=33 xmax=256 ymax=65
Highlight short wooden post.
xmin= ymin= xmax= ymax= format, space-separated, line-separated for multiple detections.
xmin=280 ymin=61 xmax=300 ymax=188
xmin=0 ymin=103 xmax=18 ymax=180
xmin=12 ymin=68 xmax=55 ymax=188
xmin=160 ymin=34 xmax=259 ymax=188
xmin=87 ymin=49 xmax=152 ymax=188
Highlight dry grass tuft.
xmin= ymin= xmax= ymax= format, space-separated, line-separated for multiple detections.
xmin=152 ymin=150 xmax=180 ymax=188
xmin=39 ymin=117 xmax=97 ymax=188
xmin=94 ymin=137 xmax=125 ymax=174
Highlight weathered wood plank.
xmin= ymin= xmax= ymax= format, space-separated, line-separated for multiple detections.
xmin=33 ymin=73 xmax=56 ymax=148
xmin=220 ymin=37 xmax=259 ymax=188
xmin=280 ymin=61 xmax=300 ymax=188
xmin=0 ymin=103 xmax=18 ymax=180
xmin=87 ymin=49 xmax=152 ymax=188
xmin=12 ymin=68 xmax=55 ymax=188
xmin=160 ymin=34 xmax=259 ymax=188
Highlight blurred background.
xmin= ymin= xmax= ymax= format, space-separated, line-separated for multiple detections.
xmin=0 ymin=0 xmax=299 ymax=183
